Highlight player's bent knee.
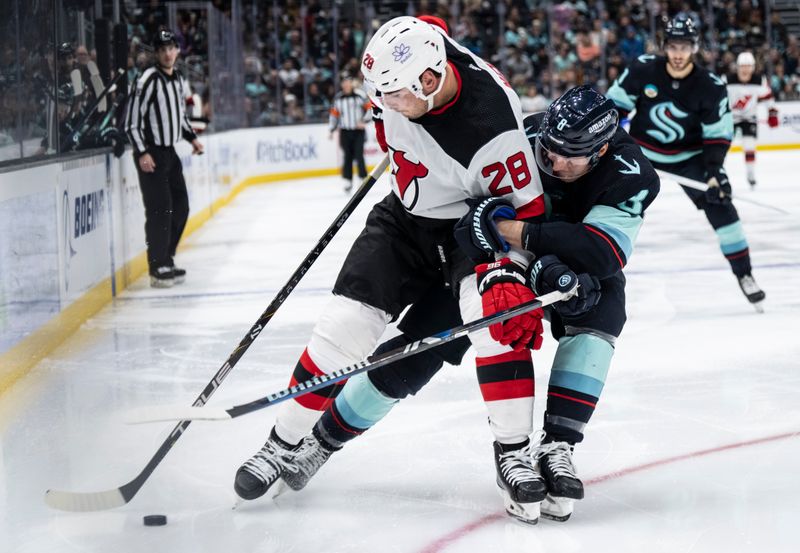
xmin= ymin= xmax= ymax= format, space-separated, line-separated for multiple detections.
xmin=338 ymin=372 xmax=398 ymax=427
xmin=369 ymin=334 xmax=448 ymax=399
xmin=308 ymin=295 xmax=391 ymax=371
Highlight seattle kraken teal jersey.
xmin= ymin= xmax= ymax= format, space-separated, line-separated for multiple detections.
xmin=521 ymin=113 xmax=660 ymax=279
xmin=606 ymin=54 xmax=733 ymax=170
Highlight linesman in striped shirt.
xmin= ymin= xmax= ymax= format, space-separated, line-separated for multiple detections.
xmin=125 ymin=29 xmax=204 ymax=287
xmin=329 ymin=77 xmax=371 ymax=192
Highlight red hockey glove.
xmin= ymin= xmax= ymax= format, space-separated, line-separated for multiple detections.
xmin=768 ymin=108 xmax=779 ymax=128
xmin=475 ymin=258 xmax=544 ymax=352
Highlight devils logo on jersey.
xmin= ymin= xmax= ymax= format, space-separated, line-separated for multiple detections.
xmin=391 ymin=149 xmax=429 ymax=209
xmin=732 ymin=95 xmax=753 ymax=111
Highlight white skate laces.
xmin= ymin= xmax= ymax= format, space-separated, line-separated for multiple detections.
xmin=241 ymin=440 xmax=300 ymax=484
xmin=535 ymin=441 xmax=578 ymax=479
xmin=281 ymin=435 xmax=334 ymax=491
xmin=498 ymin=443 xmax=541 ymax=487
xmin=533 ymin=435 xmax=583 ymax=522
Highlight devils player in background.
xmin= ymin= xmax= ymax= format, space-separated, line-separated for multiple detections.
xmin=233 ymin=16 xmax=596 ymax=524
xmin=725 ymin=51 xmax=779 ymax=188
xmin=606 ymin=15 xmax=766 ymax=310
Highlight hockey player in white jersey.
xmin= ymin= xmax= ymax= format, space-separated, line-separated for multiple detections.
xmin=233 ymin=16 xmax=586 ymax=523
xmin=725 ymin=51 xmax=779 ymax=187
xmin=246 ymin=87 xmax=655 ymax=524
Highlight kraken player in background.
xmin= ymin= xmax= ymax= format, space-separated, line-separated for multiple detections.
xmin=607 ymin=15 xmax=766 ymax=310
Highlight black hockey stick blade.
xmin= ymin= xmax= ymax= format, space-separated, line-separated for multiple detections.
xmin=655 ymin=169 xmax=791 ymax=215
xmin=128 ymin=288 xmax=572 ymax=424
xmin=44 ymin=154 xmax=390 ymax=512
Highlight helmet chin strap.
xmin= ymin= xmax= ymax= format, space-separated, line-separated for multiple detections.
xmin=419 ymin=67 xmax=448 ymax=113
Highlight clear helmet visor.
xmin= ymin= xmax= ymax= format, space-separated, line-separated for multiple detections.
xmin=363 ymin=80 xmax=419 ymax=113
xmin=534 ymin=138 xmax=593 ymax=180
xmin=381 ymin=88 xmax=422 ymax=112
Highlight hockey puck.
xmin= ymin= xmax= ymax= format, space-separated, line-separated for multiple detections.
xmin=143 ymin=514 xmax=167 ymax=526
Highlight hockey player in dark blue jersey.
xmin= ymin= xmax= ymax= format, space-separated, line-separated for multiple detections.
xmin=267 ymin=87 xmax=660 ymax=524
xmin=606 ymin=14 xmax=766 ymax=310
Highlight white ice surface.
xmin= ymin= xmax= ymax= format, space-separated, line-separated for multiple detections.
xmin=1 ymin=151 xmax=799 ymax=553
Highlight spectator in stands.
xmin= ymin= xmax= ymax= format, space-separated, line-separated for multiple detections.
xmin=283 ymin=93 xmax=305 ymax=124
xmin=519 ymin=83 xmax=549 ymax=114
xmin=306 ymin=81 xmax=330 ymax=120
xmin=784 ymin=37 xmax=799 ymax=77
xmin=505 ymin=46 xmax=533 ymax=83
xmin=278 ymin=57 xmax=302 ymax=97
xmin=576 ymin=29 xmax=601 ymax=64
xmin=554 ymin=41 xmax=578 ymax=75
xmin=459 ymin=19 xmax=484 ymax=55
xmin=75 ymin=45 xmax=90 ymax=67
xmin=771 ymin=63 xmax=789 ymax=98
xmin=620 ymin=25 xmax=645 ymax=64
xmin=528 ymin=18 xmax=549 ymax=54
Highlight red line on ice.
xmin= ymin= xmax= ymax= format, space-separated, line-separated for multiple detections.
xmin=417 ymin=430 xmax=800 ymax=553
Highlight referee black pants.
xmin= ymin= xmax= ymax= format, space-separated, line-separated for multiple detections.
xmin=339 ymin=129 xmax=366 ymax=180
xmin=135 ymin=146 xmax=189 ymax=273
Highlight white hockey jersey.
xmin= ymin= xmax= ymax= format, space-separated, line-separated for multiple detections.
xmin=376 ymin=31 xmax=544 ymax=221
xmin=725 ymin=73 xmax=774 ymax=124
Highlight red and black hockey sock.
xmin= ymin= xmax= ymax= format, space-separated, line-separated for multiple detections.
xmin=289 ymin=348 xmax=346 ymax=412
xmin=475 ymin=350 xmax=535 ymax=442
xmin=476 ymin=350 xmax=535 ymax=402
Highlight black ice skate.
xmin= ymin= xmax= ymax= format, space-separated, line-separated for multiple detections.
xmin=234 ymin=428 xmax=297 ymax=500
xmin=737 ymin=273 xmax=765 ymax=312
xmin=280 ymin=431 xmax=337 ymax=491
xmin=536 ymin=439 xmax=583 ymax=522
xmin=494 ymin=440 xmax=547 ymax=524
xmin=149 ymin=266 xmax=175 ymax=288
xmin=172 ymin=267 xmax=186 ymax=284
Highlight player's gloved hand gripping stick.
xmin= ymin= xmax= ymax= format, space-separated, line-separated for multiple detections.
xmin=44 ymin=154 xmax=390 ymax=512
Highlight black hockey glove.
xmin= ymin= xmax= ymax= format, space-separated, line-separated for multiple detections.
xmin=454 ymin=197 xmax=517 ymax=262
xmin=704 ymin=167 xmax=732 ymax=205
xmin=528 ymin=255 xmax=602 ymax=318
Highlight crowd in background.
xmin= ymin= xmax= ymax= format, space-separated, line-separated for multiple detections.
xmin=123 ymin=4 xmax=211 ymax=113
xmin=2 ymin=0 xmax=799 ymax=165
xmin=240 ymin=0 xmax=800 ymax=126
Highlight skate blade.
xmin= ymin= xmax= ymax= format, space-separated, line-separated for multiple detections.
xmin=498 ymin=488 xmax=540 ymax=525
xmin=269 ymin=479 xmax=289 ymax=500
xmin=540 ymin=494 xmax=574 ymax=522
xmin=751 ymin=301 xmax=765 ymax=314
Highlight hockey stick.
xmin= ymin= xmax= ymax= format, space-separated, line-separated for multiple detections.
xmin=655 ymin=169 xmax=790 ymax=215
xmin=127 ymin=288 xmax=572 ymax=424
xmin=44 ymin=154 xmax=390 ymax=512
xmin=60 ymin=68 xmax=126 ymax=153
